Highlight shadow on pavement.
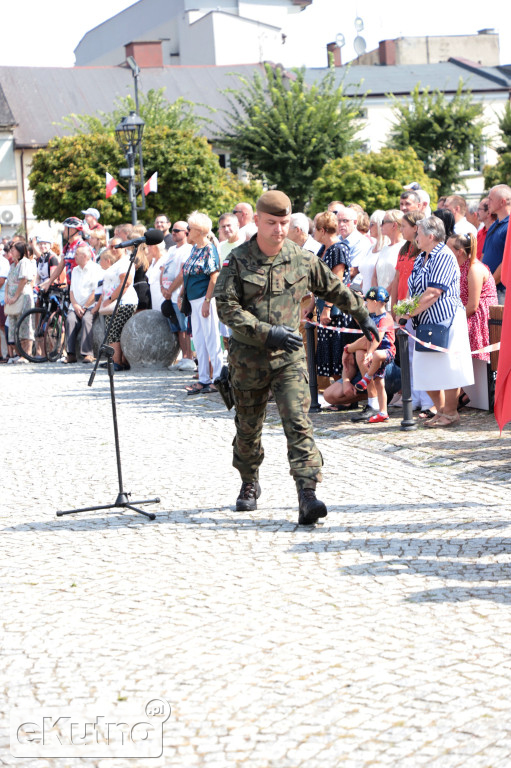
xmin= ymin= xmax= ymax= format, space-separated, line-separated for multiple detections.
xmin=407 ymin=586 xmax=511 ymax=603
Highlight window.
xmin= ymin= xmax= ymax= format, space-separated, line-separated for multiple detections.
xmin=0 ymin=138 xmax=16 ymax=184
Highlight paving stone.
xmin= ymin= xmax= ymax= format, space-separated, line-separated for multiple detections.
xmin=2 ymin=364 xmax=511 ymax=767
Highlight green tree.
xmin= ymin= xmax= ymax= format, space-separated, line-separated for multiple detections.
xmin=29 ymin=128 xmax=261 ymax=227
xmin=310 ymin=147 xmax=439 ymax=215
xmin=61 ymin=87 xmax=209 ymax=134
xmin=217 ymin=62 xmax=364 ymax=210
xmin=387 ymin=82 xmax=485 ymax=196
xmin=484 ymin=101 xmax=511 ymax=188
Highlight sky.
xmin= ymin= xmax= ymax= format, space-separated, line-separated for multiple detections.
xmin=0 ymin=1 xmax=510 ymax=70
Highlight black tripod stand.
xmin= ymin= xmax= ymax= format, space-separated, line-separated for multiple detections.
xmin=56 ymin=240 xmax=160 ymax=520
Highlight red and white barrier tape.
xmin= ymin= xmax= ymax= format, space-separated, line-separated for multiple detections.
xmin=307 ymin=320 xmax=500 ymax=356
xmin=395 ymin=325 xmax=500 ymax=356
xmin=308 ymin=321 xmax=363 ymax=335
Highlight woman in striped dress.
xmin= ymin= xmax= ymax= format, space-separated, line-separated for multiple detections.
xmin=403 ymin=216 xmax=474 ymax=427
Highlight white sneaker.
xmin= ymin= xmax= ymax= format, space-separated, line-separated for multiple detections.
xmin=168 ymin=362 xmax=183 ymax=371
xmin=7 ymin=356 xmax=19 ymax=364
xmin=177 ymin=358 xmax=196 ymax=372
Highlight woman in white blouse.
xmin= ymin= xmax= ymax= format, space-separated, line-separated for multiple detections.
xmin=352 ymin=210 xmax=389 ymax=294
xmin=93 ymin=247 xmax=138 ymax=371
xmin=372 ymin=209 xmax=404 ymax=293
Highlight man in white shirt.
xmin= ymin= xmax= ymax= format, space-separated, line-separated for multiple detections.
xmin=445 ymin=195 xmax=478 ymax=236
xmin=216 ymin=213 xmax=245 ymax=346
xmin=287 ymin=213 xmax=321 ymax=254
xmin=233 ymin=202 xmax=257 ymax=242
xmin=161 ymin=221 xmax=194 ymax=371
xmin=146 ymin=242 xmax=167 ymax=311
xmin=218 ymin=214 xmax=245 ymax=263
xmin=417 ymin=189 xmax=432 ymax=217
xmin=63 ymin=246 xmax=101 ymax=364
xmin=336 ymin=206 xmax=372 ymax=268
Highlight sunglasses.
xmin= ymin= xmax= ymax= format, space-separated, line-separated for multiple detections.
xmin=172 ymin=228 xmax=187 ymax=233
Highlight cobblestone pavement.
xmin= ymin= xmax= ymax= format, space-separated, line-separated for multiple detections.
xmin=1 ymin=362 xmax=511 ymax=768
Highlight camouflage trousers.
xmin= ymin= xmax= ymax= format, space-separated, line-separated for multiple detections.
xmin=229 ymin=356 xmax=323 ymax=490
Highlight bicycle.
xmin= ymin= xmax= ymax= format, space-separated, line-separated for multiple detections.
xmin=44 ymin=287 xmax=70 ymax=361
xmin=14 ymin=286 xmax=70 ymax=363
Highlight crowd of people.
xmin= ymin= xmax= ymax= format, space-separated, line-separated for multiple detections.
xmin=0 ymin=185 xmax=508 ymax=431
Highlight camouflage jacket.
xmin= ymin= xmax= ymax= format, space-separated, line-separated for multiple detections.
xmin=214 ymin=236 xmax=369 ymax=351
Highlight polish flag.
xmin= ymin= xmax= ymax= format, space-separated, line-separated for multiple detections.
xmin=105 ymin=172 xmax=118 ymax=198
xmin=144 ymin=172 xmax=158 ymax=196
xmin=494 ymin=215 xmax=511 ymax=432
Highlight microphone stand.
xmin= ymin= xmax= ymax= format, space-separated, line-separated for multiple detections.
xmin=56 ymin=243 xmax=160 ymax=520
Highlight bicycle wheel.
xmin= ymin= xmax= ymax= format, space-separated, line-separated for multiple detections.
xmin=14 ymin=307 xmax=49 ymax=363
xmin=44 ymin=309 xmax=66 ymax=361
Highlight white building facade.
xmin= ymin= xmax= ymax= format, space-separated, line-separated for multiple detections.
xmin=74 ymin=0 xmax=311 ymax=68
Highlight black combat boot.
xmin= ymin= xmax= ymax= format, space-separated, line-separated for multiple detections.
xmin=298 ymin=488 xmax=327 ymax=525
xmin=236 ymin=481 xmax=261 ymax=511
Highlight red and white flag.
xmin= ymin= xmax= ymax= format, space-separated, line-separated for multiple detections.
xmin=144 ymin=172 xmax=158 ymax=196
xmin=105 ymin=172 xmax=118 ymax=199
xmin=495 ymin=216 xmax=511 ymax=432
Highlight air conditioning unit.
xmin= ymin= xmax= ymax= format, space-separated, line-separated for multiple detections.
xmin=0 ymin=205 xmax=22 ymax=225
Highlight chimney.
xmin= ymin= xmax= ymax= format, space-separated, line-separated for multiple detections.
xmin=327 ymin=42 xmax=342 ymax=67
xmin=379 ymin=39 xmax=396 ymax=66
xmin=125 ymin=41 xmax=163 ymax=68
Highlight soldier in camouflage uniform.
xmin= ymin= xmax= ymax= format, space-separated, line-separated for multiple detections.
xmin=214 ymin=191 xmax=379 ymax=525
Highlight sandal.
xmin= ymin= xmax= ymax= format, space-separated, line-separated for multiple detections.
xmin=457 ymin=393 xmax=470 ymax=410
xmin=427 ymin=412 xmax=460 ymax=428
xmin=324 ymin=404 xmax=352 ymax=412
xmin=418 ymin=409 xmax=437 ymax=420
xmin=423 ymin=412 xmax=442 ymax=428
xmin=186 ymin=382 xmax=217 ymax=395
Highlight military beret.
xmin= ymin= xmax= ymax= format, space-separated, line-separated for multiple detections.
xmin=256 ymin=190 xmax=292 ymax=217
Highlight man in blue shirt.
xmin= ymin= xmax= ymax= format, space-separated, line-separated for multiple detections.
xmin=483 ymin=184 xmax=511 ymax=304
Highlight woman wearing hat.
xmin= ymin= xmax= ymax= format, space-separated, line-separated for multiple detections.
xmin=82 ymin=208 xmax=105 ymax=235
xmin=32 ymin=234 xmax=59 ymax=285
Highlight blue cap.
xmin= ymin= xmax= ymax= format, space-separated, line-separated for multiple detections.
xmin=365 ymin=286 xmax=389 ymax=303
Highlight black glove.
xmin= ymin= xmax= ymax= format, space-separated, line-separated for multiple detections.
xmin=358 ymin=315 xmax=380 ymax=343
xmin=265 ymin=325 xmax=303 ymax=352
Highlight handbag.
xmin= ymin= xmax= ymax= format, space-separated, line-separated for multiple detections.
xmin=180 ymin=273 xmax=192 ymax=317
xmin=181 ymin=292 xmax=192 ymax=317
xmin=99 ymin=299 xmax=115 ymax=315
xmin=4 ymin=295 xmax=24 ymax=315
xmin=415 ymin=320 xmax=452 ymax=352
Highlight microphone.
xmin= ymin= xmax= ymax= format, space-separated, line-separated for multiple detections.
xmin=114 ymin=228 xmax=165 ymax=249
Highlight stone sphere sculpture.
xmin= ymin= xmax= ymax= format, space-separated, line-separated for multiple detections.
xmin=120 ymin=310 xmax=179 ymax=368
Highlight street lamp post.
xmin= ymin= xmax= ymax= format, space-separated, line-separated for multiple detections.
xmin=115 ymin=111 xmax=145 ymax=226
xmin=126 ymin=56 xmax=146 ymax=212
